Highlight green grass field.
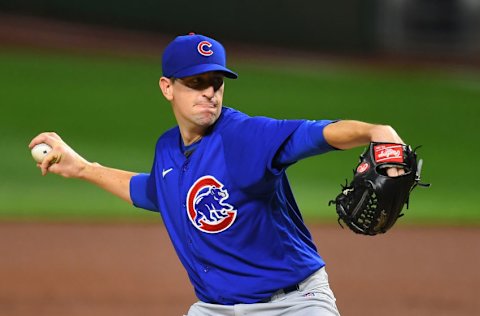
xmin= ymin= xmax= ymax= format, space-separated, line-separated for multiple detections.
xmin=1 ymin=50 xmax=479 ymax=224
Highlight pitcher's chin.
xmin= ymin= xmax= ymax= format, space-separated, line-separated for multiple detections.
xmin=193 ymin=111 xmax=219 ymax=128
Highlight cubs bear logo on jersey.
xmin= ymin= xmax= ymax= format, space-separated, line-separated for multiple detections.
xmin=186 ymin=176 xmax=237 ymax=233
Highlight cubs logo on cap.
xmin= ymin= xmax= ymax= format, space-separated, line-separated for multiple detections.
xmin=197 ymin=40 xmax=213 ymax=56
xmin=162 ymin=33 xmax=238 ymax=79
xmin=186 ymin=176 xmax=237 ymax=233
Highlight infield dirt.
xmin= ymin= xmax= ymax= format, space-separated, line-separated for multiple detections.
xmin=1 ymin=223 xmax=478 ymax=316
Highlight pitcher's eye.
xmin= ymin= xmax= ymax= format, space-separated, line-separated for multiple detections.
xmin=187 ymin=78 xmax=201 ymax=88
xmin=183 ymin=77 xmax=204 ymax=89
xmin=212 ymin=77 xmax=224 ymax=90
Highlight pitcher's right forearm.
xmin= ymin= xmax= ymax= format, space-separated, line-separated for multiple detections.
xmin=79 ymin=162 xmax=137 ymax=204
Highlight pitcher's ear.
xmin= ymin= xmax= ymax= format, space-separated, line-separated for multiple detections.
xmin=159 ymin=77 xmax=174 ymax=101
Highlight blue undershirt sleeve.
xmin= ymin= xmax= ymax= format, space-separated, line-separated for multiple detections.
xmin=274 ymin=120 xmax=337 ymax=167
xmin=129 ymin=173 xmax=159 ymax=212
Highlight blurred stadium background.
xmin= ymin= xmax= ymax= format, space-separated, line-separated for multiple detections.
xmin=1 ymin=0 xmax=479 ymax=224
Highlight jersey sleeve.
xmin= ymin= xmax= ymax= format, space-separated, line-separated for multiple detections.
xmin=274 ymin=119 xmax=338 ymax=167
xmin=129 ymin=173 xmax=159 ymax=212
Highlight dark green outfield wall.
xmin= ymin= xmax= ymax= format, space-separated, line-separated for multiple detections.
xmin=0 ymin=0 xmax=376 ymax=52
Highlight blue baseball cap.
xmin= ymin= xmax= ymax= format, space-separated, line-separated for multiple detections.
xmin=162 ymin=33 xmax=238 ymax=79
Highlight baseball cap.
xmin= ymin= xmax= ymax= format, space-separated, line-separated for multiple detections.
xmin=162 ymin=33 xmax=238 ymax=79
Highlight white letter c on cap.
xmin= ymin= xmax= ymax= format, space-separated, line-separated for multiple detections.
xmin=197 ymin=41 xmax=213 ymax=56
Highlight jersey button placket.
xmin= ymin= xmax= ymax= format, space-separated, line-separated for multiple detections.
xmin=180 ymin=158 xmax=206 ymax=277
xmin=182 ymin=160 xmax=189 ymax=173
xmin=179 ymin=157 xmax=190 ymax=243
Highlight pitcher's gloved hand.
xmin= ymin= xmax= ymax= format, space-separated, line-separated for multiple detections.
xmin=329 ymin=142 xmax=429 ymax=236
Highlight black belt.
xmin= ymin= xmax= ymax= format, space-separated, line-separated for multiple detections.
xmin=260 ymin=284 xmax=299 ymax=303
xmin=282 ymin=284 xmax=300 ymax=294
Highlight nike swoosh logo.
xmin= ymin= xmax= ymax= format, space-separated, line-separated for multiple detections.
xmin=162 ymin=168 xmax=173 ymax=178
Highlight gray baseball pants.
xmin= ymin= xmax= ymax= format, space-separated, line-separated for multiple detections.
xmin=186 ymin=267 xmax=340 ymax=316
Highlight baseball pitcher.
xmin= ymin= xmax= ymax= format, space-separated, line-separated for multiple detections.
xmin=30 ymin=34 xmax=425 ymax=315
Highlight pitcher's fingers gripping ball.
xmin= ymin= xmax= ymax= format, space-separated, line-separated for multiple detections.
xmin=30 ymin=140 xmax=63 ymax=176
xmin=31 ymin=143 xmax=52 ymax=163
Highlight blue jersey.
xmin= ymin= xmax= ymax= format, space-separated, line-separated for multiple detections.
xmin=130 ymin=107 xmax=333 ymax=305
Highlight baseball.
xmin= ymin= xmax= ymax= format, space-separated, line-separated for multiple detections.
xmin=31 ymin=143 xmax=52 ymax=163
